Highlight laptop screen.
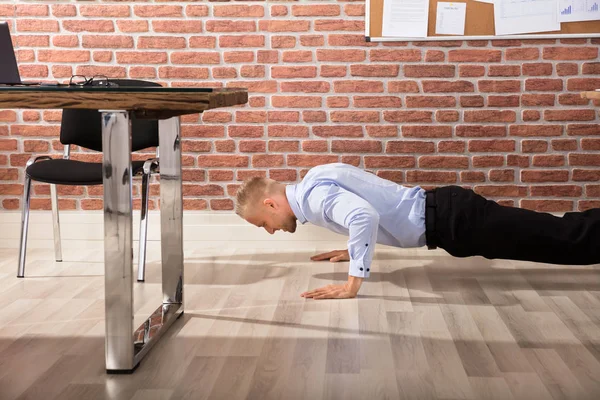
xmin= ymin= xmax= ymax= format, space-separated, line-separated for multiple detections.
xmin=0 ymin=22 xmax=22 ymax=85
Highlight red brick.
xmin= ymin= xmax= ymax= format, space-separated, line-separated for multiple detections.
xmin=523 ymin=110 xmax=541 ymax=122
xmin=459 ymin=65 xmax=485 ymax=77
xmin=448 ymin=49 xmax=502 ymax=62
xmin=531 ymin=185 xmax=581 ymax=197
xmin=302 ymin=140 xmax=328 ymax=152
xmin=334 ymin=80 xmax=384 ymax=93
xmin=543 ymin=47 xmax=598 ymax=60
xmin=456 ymin=126 xmax=506 ymax=137
xmin=328 ymin=34 xmax=377 ymax=47
xmin=197 ymin=155 xmax=248 ymax=168
xmin=522 ymin=140 xmax=548 ymax=153
xmin=402 ymin=125 xmax=451 ymax=138
xmin=567 ymin=78 xmax=600 ymax=91
xmin=303 ymin=111 xmax=327 ymax=123
xmin=522 ymin=63 xmax=553 ymax=76
xmin=464 ymin=110 xmax=516 ymax=123
xmin=436 ymin=111 xmax=459 ymax=122
xmin=488 ymin=95 xmax=520 ymax=107
xmin=268 ymin=111 xmax=300 ymax=123
xmin=327 ymin=97 xmax=349 ymax=108
xmin=472 ymin=156 xmax=504 ymax=168
xmin=268 ymin=125 xmax=309 ymax=138
xmin=406 ymin=96 xmax=455 ymax=108
xmin=270 ymin=169 xmax=297 ymax=182
xmin=582 ymin=62 xmax=600 ymax=74
xmin=301 ymin=35 xmax=325 ymax=47
xmin=260 ymin=20 xmax=310 ymax=32
xmin=388 ymin=81 xmax=420 ymax=93
xmin=478 ymin=80 xmax=521 ymax=92
xmin=525 ymin=78 xmax=563 ymax=91
xmin=282 ymin=51 xmax=312 ymax=63
xmin=350 ymin=64 xmax=399 ymax=77
xmin=313 ymin=20 xmax=363 ymax=32
xmin=559 ymin=94 xmax=590 ymax=106
xmin=331 ymin=111 xmax=379 ymax=123
xmin=406 ymin=171 xmax=457 ymax=183
xmin=387 ymin=141 xmax=435 ymax=153
xmin=545 ymin=110 xmax=596 ymax=122
xmin=468 ymin=140 xmax=515 ymax=152
xmin=227 ymin=126 xmax=263 ymax=138
xmin=422 ymin=80 xmax=474 ymax=93
xmin=461 ymin=171 xmax=485 ymax=183
xmin=272 ymin=96 xmax=321 ymax=108
xmin=509 ymin=125 xmax=563 ymax=137
xmin=460 ymin=95 xmax=484 ymax=107
xmin=117 ymin=21 xmax=148 ymax=33
xmin=364 ymin=156 xmax=415 ymax=169
xmin=475 ymin=186 xmax=527 ymax=197
xmin=353 ymin=96 xmax=401 ymax=108
xmin=210 ymin=199 xmax=234 ymax=211
xmin=425 ymin=50 xmax=445 ymax=62
xmin=318 ymin=49 xmax=366 ymax=62
xmin=582 ymin=138 xmax=600 ymax=150
xmin=567 ymin=124 xmax=600 ymax=136
xmin=332 ymin=140 xmax=381 ymax=153
xmin=17 ymin=19 xmax=59 ymax=32
xmin=489 ymin=170 xmax=515 ymax=182
xmin=532 ymin=155 xmax=565 ymax=167
xmin=521 ymin=200 xmax=573 ymax=212
xmin=439 ymin=141 xmax=466 ymax=153
xmin=488 ymin=65 xmax=521 ymax=77
xmin=214 ymin=5 xmax=264 ymax=17
xmin=370 ymin=49 xmax=421 ymax=62
xmin=521 ymin=94 xmax=555 ymax=106
xmin=269 ymin=140 xmax=299 ymax=152
xmin=508 ymin=155 xmax=529 ymax=168
xmin=366 ymin=126 xmax=398 ymax=138
xmin=384 ymin=111 xmax=433 ymax=123
xmin=552 ymin=139 xmax=577 ymax=151
xmin=281 ymin=81 xmax=330 ymax=93
xmin=506 ymin=48 xmax=541 ymax=60
xmin=418 ymin=156 xmax=468 ymax=169
xmin=224 ymin=51 xmax=254 ymax=63
xmin=288 ymin=155 xmax=339 ymax=167
xmin=313 ymin=126 xmax=362 ymax=138
xmin=206 ymin=20 xmax=255 ymax=33
xmin=569 ymin=153 xmax=600 ymax=166
xmin=557 ymin=63 xmax=579 ymax=76
xmin=63 ymin=20 xmax=114 ymax=33
xmin=404 ymin=65 xmax=455 ymax=78
xmin=218 ymin=35 xmax=264 ymax=48
xmin=521 ymin=170 xmax=569 ymax=182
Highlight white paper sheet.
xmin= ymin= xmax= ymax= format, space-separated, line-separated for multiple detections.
xmin=476 ymin=0 xmax=495 ymax=3
xmin=494 ymin=0 xmax=560 ymax=35
xmin=436 ymin=2 xmax=467 ymax=35
xmin=382 ymin=0 xmax=430 ymax=37
xmin=558 ymin=0 xmax=600 ymax=22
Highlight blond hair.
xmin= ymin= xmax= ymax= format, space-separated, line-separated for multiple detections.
xmin=235 ymin=177 xmax=273 ymax=217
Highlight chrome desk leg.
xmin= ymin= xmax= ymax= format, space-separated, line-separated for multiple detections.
xmin=102 ymin=110 xmax=135 ymax=373
xmin=102 ymin=112 xmax=183 ymax=374
xmin=158 ymin=117 xmax=183 ymax=305
xmin=137 ymin=171 xmax=150 ymax=282
xmin=130 ymin=116 xmax=183 ymax=370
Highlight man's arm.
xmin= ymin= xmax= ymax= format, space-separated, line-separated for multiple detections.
xmin=302 ymin=185 xmax=379 ymax=299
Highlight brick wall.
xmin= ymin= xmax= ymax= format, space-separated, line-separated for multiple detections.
xmin=1 ymin=1 xmax=599 ymax=213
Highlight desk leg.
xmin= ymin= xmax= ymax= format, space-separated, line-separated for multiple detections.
xmin=129 ymin=116 xmax=184 ymax=370
xmin=101 ymin=111 xmax=135 ymax=373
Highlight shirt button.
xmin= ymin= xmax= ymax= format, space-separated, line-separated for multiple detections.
xmin=366 ymin=268 xmax=370 ymax=272
xmin=359 ymin=268 xmax=364 ymax=271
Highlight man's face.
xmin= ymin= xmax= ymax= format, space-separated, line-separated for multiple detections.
xmin=246 ymin=199 xmax=297 ymax=235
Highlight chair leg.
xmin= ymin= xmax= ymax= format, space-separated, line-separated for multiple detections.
xmin=138 ymin=172 xmax=151 ymax=282
xmin=50 ymin=184 xmax=62 ymax=262
xmin=17 ymin=176 xmax=32 ymax=278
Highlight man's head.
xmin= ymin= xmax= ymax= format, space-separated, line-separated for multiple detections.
xmin=235 ymin=177 xmax=297 ymax=235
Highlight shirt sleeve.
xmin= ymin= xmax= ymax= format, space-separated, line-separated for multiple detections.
xmin=319 ymin=185 xmax=379 ymax=278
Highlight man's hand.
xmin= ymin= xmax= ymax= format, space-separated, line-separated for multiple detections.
xmin=301 ymin=276 xmax=363 ymax=300
xmin=310 ymin=249 xmax=350 ymax=262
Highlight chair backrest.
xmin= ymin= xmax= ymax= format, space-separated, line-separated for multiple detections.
xmin=59 ymin=79 xmax=161 ymax=152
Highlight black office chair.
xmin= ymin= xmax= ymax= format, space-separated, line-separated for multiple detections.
xmin=18 ymin=79 xmax=159 ymax=282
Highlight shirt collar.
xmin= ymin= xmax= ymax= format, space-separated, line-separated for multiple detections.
xmin=285 ymin=184 xmax=307 ymax=224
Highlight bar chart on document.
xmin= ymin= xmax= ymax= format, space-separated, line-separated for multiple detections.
xmin=494 ymin=0 xmax=560 ymax=35
xmin=559 ymin=0 xmax=600 ymax=22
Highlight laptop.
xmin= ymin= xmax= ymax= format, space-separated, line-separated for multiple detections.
xmin=0 ymin=21 xmax=41 ymax=85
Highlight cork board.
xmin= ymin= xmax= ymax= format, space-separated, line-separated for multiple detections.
xmin=367 ymin=0 xmax=600 ymax=41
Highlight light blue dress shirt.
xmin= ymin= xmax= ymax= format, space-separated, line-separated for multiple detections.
xmin=285 ymin=163 xmax=427 ymax=279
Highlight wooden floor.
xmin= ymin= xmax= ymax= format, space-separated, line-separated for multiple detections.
xmin=1 ymin=243 xmax=600 ymax=400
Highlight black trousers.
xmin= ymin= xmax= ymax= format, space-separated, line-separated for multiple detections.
xmin=425 ymin=186 xmax=600 ymax=265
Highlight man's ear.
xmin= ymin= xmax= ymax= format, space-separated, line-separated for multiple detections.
xmin=263 ymin=197 xmax=277 ymax=209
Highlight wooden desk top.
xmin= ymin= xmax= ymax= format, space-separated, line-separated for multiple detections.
xmin=0 ymin=86 xmax=248 ymax=119
xmin=580 ymin=91 xmax=600 ymax=100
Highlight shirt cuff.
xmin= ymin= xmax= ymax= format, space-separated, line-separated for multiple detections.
xmin=349 ymin=259 xmax=370 ymax=278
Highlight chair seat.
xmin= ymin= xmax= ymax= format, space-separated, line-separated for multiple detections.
xmin=26 ymin=158 xmax=148 ymax=185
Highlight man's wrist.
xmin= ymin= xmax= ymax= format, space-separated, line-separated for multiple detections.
xmin=346 ymin=275 xmax=363 ymax=296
